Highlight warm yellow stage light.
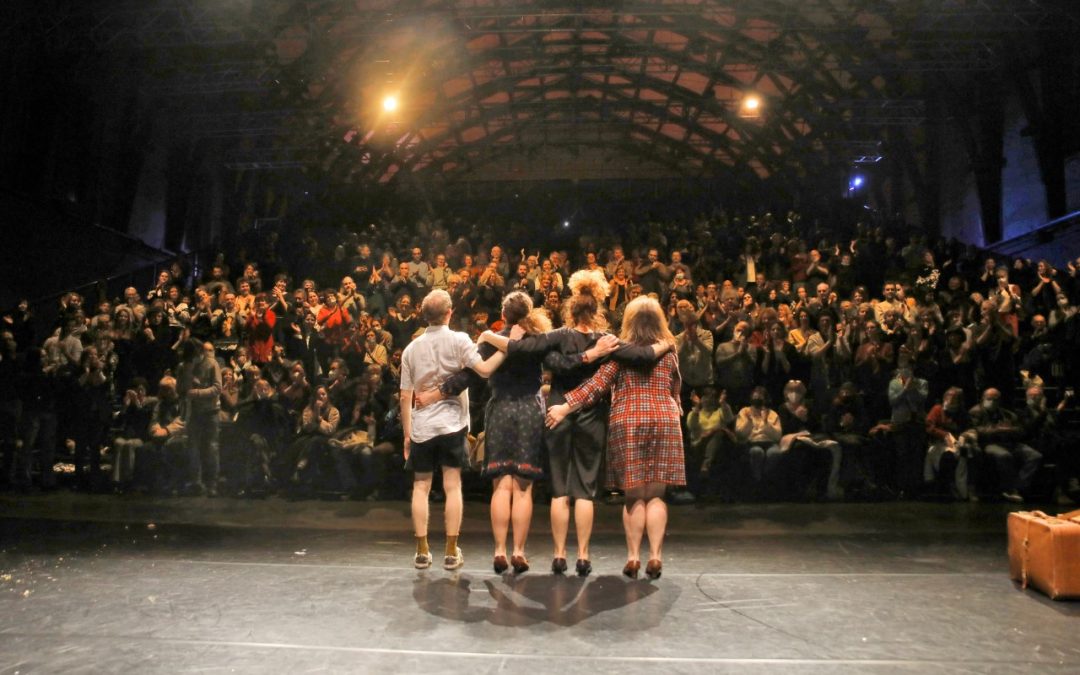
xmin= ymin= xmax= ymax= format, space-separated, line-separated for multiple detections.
xmin=743 ymin=95 xmax=761 ymax=111
xmin=382 ymin=95 xmax=398 ymax=112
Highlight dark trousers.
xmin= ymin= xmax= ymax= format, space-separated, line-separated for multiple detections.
xmin=186 ymin=411 xmax=220 ymax=488
xmin=889 ymin=423 xmax=926 ymax=495
xmin=982 ymin=443 xmax=1041 ymax=493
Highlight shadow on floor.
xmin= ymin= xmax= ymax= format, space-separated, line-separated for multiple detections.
xmin=411 ymin=572 xmax=676 ymax=627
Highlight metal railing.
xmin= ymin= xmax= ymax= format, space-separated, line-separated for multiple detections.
xmin=987 ymin=210 xmax=1080 ymax=266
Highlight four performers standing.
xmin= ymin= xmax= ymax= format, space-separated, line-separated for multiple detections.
xmin=404 ymin=276 xmax=685 ymax=578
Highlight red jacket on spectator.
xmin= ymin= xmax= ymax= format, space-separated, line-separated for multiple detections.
xmin=925 ymin=403 xmax=970 ymax=441
xmin=316 ymin=305 xmax=351 ymax=346
xmin=247 ymin=308 xmax=276 ymax=364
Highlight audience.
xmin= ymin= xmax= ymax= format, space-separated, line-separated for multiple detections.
xmin=1 ymin=209 xmax=1078 ymax=507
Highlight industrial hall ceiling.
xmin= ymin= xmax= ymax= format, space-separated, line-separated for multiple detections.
xmin=7 ymin=0 xmax=1080 ymax=189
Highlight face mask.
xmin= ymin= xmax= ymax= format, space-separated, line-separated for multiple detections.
xmin=1027 ymin=398 xmax=1041 ymax=409
xmin=751 ymin=398 xmax=765 ymax=408
xmin=982 ymin=400 xmax=997 ymax=411
xmin=785 ymin=392 xmax=800 ymax=404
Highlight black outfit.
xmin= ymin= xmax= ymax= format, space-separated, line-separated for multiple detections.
xmin=507 ymin=328 xmax=657 ymax=499
xmin=441 ymin=329 xmax=547 ymax=480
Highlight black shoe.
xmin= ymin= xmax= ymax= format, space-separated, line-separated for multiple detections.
xmin=551 ymin=557 xmax=568 ymax=575
xmin=575 ymin=559 xmax=592 ymax=577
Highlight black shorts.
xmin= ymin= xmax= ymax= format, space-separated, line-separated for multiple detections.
xmin=407 ymin=428 xmax=469 ymax=474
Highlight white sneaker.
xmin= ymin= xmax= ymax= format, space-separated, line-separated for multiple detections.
xmin=443 ymin=546 xmax=464 ymax=571
xmin=414 ymin=552 xmax=433 ymax=569
xmin=1001 ymin=490 xmax=1024 ymax=504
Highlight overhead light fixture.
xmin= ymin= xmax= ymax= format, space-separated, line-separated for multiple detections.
xmin=739 ymin=93 xmax=762 ymax=118
xmin=382 ymin=95 xmax=398 ymax=112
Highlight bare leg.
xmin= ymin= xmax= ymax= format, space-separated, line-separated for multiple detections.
xmin=411 ymin=472 xmax=433 ymax=537
xmin=442 ymin=467 xmax=463 ymax=537
xmin=490 ymin=475 xmax=512 ymax=557
xmin=643 ymin=482 xmax=668 ymax=562
xmin=551 ymin=495 xmax=570 ymax=558
xmin=623 ymin=487 xmax=647 ymax=563
xmin=511 ymin=477 xmax=534 ymax=558
xmin=574 ymin=497 xmax=594 ymax=561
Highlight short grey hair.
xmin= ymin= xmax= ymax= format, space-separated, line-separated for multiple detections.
xmin=421 ymin=289 xmax=453 ymax=324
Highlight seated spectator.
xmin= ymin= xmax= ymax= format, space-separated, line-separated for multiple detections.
xmin=775 ymin=380 xmax=843 ymax=501
xmin=734 ymin=386 xmax=782 ymax=497
xmin=924 ymin=387 xmax=974 ymax=500
xmin=968 ymin=387 xmax=1041 ymax=503
xmin=287 ymin=385 xmax=342 ymax=495
xmin=148 ymin=376 xmax=186 ymax=494
xmin=233 ymin=379 xmax=292 ymax=496
xmin=681 ymin=387 xmax=735 ymax=502
xmin=1015 ymin=384 xmax=1074 ymax=505
xmin=111 ymin=377 xmax=155 ymax=492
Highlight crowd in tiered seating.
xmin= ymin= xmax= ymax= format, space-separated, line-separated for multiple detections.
xmin=2 ymin=209 xmax=1078 ymax=505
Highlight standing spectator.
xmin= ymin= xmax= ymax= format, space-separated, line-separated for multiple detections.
xmin=714 ymin=321 xmax=758 ymax=409
xmin=634 ymin=248 xmax=668 ymax=297
xmin=407 ymin=247 xmax=433 ymax=293
xmin=245 ymin=294 xmax=276 ymax=366
xmin=389 ymin=262 xmax=421 ymax=304
xmin=316 ymin=291 xmax=352 ymax=354
xmin=605 ymin=245 xmax=633 ymax=281
xmin=674 ymin=300 xmax=714 ymax=398
xmin=431 ymin=253 xmax=453 ymax=291
xmin=72 ymin=347 xmax=111 ymax=492
xmin=177 ymin=340 xmax=223 ymax=496
xmin=883 ymin=365 xmax=929 ymax=498
xmin=971 ymin=299 xmax=1017 ymax=402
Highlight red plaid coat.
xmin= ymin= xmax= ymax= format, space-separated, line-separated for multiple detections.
xmin=565 ymin=351 xmax=686 ymax=489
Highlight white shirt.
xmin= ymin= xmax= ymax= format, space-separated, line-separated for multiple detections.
xmin=400 ymin=324 xmax=481 ymax=442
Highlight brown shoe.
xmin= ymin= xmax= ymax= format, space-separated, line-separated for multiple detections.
xmin=493 ymin=555 xmax=509 ymax=574
xmin=511 ymin=555 xmax=530 ymax=575
xmin=645 ymin=559 xmax=662 ymax=580
xmin=622 ymin=560 xmax=640 ymax=579
xmin=551 ymin=557 xmax=568 ymax=575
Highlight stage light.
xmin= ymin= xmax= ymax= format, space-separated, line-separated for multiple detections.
xmin=852 ymin=176 xmax=864 ymax=188
xmin=563 ymin=220 xmax=570 ymax=228
xmin=382 ymin=95 xmax=398 ymax=112
xmin=742 ymin=94 xmax=760 ymax=112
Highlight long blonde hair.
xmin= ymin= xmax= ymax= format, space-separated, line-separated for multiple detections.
xmin=620 ymin=296 xmax=675 ymax=347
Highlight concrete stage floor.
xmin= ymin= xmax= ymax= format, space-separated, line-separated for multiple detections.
xmin=1 ymin=495 xmax=1077 ymax=673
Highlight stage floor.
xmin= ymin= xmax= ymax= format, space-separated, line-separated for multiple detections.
xmin=1 ymin=496 xmax=1077 ymax=673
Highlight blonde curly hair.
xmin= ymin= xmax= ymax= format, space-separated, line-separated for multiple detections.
xmin=562 ymin=269 xmax=610 ymax=331
xmin=567 ymin=269 xmax=609 ymax=304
